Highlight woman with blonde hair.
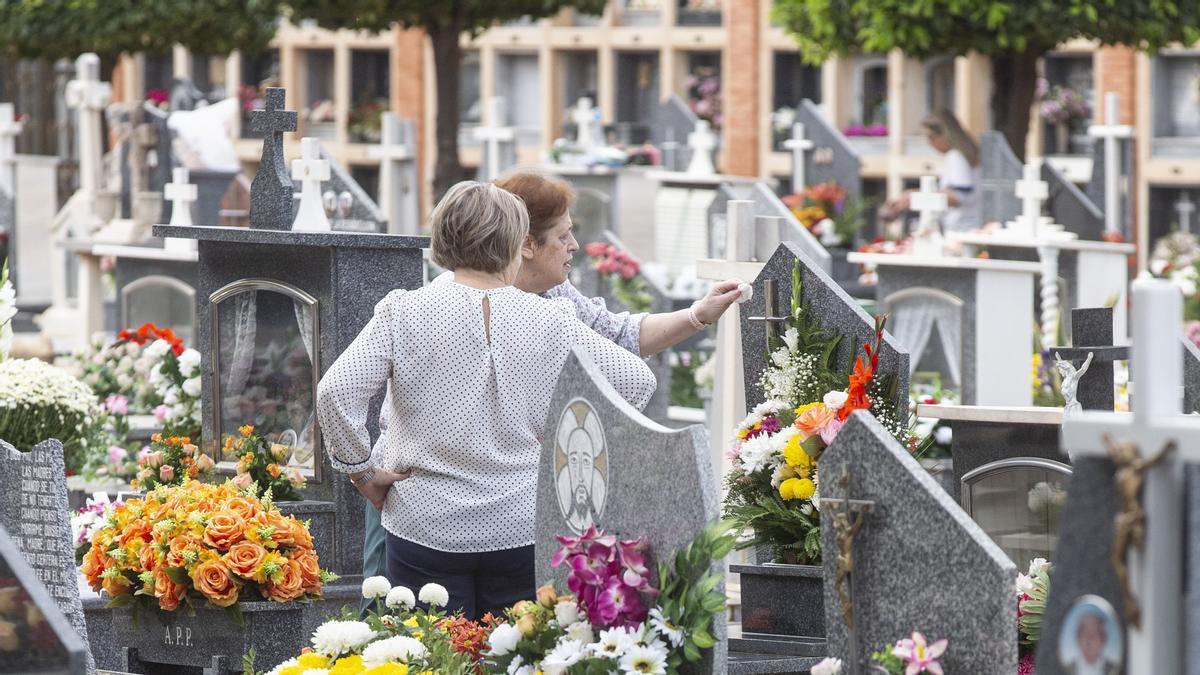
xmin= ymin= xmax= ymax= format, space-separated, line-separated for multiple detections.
xmin=317 ymin=181 xmax=656 ymax=619
xmin=882 ymin=108 xmax=982 ymax=232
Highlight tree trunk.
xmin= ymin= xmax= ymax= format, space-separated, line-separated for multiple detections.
xmin=428 ymin=24 xmax=464 ymax=201
xmin=990 ymin=48 xmax=1043 ymax=162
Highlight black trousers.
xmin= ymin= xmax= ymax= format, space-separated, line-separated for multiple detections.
xmin=384 ymin=531 xmax=535 ymax=620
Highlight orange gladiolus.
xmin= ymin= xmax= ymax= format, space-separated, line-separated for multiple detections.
xmin=840 ymin=356 xmax=874 ymax=421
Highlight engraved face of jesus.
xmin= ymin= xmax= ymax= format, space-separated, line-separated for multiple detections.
xmin=555 ymin=399 xmax=608 ymax=535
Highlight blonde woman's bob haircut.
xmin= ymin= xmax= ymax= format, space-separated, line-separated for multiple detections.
xmin=429 ymin=181 xmax=530 ymax=273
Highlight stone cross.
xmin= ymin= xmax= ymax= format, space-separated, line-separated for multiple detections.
xmin=910 ymin=175 xmax=947 ymax=257
xmin=572 ymin=97 xmax=597 ymax=149
xmin=686 ymin=119 xmax=717 ymax=176
xmin=1013 ymin=159 xmax=1049 ymax=236
xmin=248 ymin=87 xmax=298 ymax=231
xmin=784 ymin=122 xmax=815 ymax=194
xmin=1051 ymin=307 xmax=1127 ymax=412
xmin=1087 ymin=92 xmax=1133 ymax=238
xmin=820 ymin=464 xmax=876 ymax=675
xmin=291 ymin=137 xmax=331 ymax=232
xmin=366 ymin=112 xmax=418 ymax=235
xmin=1060 ymin=278 xmax=1200 ymax=674
xmin=64 ymin=53 xmax=112 ymax=200
xmin=164 ymin=167 xmax=197 ymax=227
xmin=0 ymin=103 xmax=23 ymax=198
xmin=1175 ymin=192 xmax=1195 ymax=234
xmin=473 ymin=96 xmax=515 ymax=182
xmin=746 ymin=278 xmax=790 ymax=353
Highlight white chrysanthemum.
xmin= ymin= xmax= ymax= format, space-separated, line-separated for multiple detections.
xmin=554 ymin=599 xmax=580 ymax=627
xmin=361 ymin=576 xmax=391 ymax=599
xmin=591 ymin=626 xmax=636 ymax=659
xmin=418 ymin=582 xmax=449 ymax=607
xmin=265 ymin=658 xmax=298 ymax=675
xmin=506 ymin=655 xmax=535 ymax=675
xmin=361 ymin=635 xmax=427 ymax=667
xmin=385 ymin=586 xmax=416 ymax=610
xmin=811 ymin=656 xmax=844 ymax=675
xmin=145 ymin=339 xmax=172 ymax=358
xmin=1027 ymin=557 xmax=1051 ymax=576
xmin=177 ymin=348 xmax=201 ymax=376
xmin=540 ymin=638 xmax=585 ymax=674
xmin=648 ymin=608 xmax=685 ymax=648
xmin=310 ymin=620 xmax=376 ymax=658
xmin=488 ymin=623 xmax=522 ymax=656
xmin=565 ymin=620 xmax=594 ymax=645
xmin=182 ymin=376 xmax=202 ymax=398
xmin=823 ymin=390 xmax=848 ymax=411
xmin=934 ymin=425 xmax=952 ymax=445
xmin=618 ymin=643 xmax=668 ymax=674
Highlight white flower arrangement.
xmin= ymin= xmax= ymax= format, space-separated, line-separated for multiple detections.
xmin=361 ymin=635 xmax=427 ymax=667
xmin=361 ymin=576 xmax=391 ymax=599
xmin=418 ymin=582 xmax=449 ymax=607
xmin=310 ymin=620 xmax=377 ymax=658
xmin=0 ymin=358 xmax=96 ymax=451
xmin=0 ymin=262 xmax=15 ymax=362
xmin=385 ymin=585 xmax=416 ymax=610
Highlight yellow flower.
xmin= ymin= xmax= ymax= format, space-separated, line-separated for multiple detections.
xmin=330 ymin=655 xmax=365 ymax=675
xmin=780 ymin=477 xmax=816 ymax=501
xmin=297 ymin=652 xmax=330 ymax=668
xmin=363 ymin=664 xmax=409 ymax=675
xmin=239 ymin=425 xmax=254 ymax=437
xmin=783 ymin=435 xmax=813 ymax=474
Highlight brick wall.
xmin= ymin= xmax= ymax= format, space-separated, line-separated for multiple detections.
xmin=722 ymin=0 xmax=759 ymax=177
xmin=392 ymin=29 xmax=427 ymax=216
xmin=1095 ymin=46 xmax=1137 ymax=125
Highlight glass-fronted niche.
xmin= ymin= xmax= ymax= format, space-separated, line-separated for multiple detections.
xmin=1151 ymin=51 xmax=1200 ymax=157
xmin=961 ymin=458 xmax=1072 ymax=571
xmin=771 ymin=52 xmax=822 ymax=151
xmin=210 ymin=279 xmax=321 ymax=479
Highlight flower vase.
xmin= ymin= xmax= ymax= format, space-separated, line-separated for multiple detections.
xmin=1053 ymin=122 xmax=1070 ymax=155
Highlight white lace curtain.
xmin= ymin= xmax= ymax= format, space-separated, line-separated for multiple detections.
xmin=887 ymin=290 xmax=963 ymax=389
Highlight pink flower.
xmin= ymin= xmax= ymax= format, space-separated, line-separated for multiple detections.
xmin=818 ymin=418 xmax=845 ymax=446
xmin=594 ymin=576 xmax=647 ymax=628
xmin=1017 ymin=652 xmax=1035 ymax=675
xmin=158 ymin=465 xmax=175 ymax=482
xmin=104 ymin=394 xmax=129 ymax=416
xmin=1187 ymin=321 xmax=1200 ymax=349
xmin=153 ymin=405 xmax=169 ymax=423
xmin=892 ymin=632 xmax=948 ymax=675
xmin=107 ymin=446 xmax=128 ymax=464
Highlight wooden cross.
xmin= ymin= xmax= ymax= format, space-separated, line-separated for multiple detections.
xmin=784 ymin=122 xmax=815 ymax=195
xmin=473 ymin=96 xmax=515 ymax=182
xmin=1060 ymin=278 xmax=1200 ymax=674
xmin=1087 ymin=92 xmax=1133 ymax=238
xmin=291 ymin=137 xmax=331 ymax=232
xmin=1013 ymin=160 xmax=1049 ymax=236
xmin=821 ymin=464 xmax=876 ymax=675
xmin=248 ymin=87 xmax=298 ymax=231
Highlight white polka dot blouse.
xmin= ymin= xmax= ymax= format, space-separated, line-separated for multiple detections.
xmin=316 ymin=281 xmax=657 ymax=553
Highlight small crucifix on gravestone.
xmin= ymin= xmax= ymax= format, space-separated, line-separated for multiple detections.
xmin=1050 ymin=306 xmax=1127 ymax=413
xmin=784 ymin=122 xmax=815 ymax=195
xmin=292 ymin=137 xmax=331 ymax=232
xmin=1012 ymin=160 xmax=1049 ymax=237
xmin=821 ymin=464 xmax=876 ymax=675
xmin=910 ymin=175 xmax=947 ymax=257
xmin=1060 ymin=279 xmax=1200 ymax=674
xmin=248 ymin=87 xmax=298 ymax=231
xmin=686 ymin=119 xmax=717 ymax=176
xmin=1087 ymin=92 xmax=1133 ymax=239
xmin=474 ymin=96 xmax=515 ymax=182
xmin=1175 ymin=192 xmax=1196 ymax=234
xmin=572 ymin=97 xmax=597 ymax=149
xmin=747 ymin=278 xmax=790 ymax=353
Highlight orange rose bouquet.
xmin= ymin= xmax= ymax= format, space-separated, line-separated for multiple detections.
xmin=81 ymin=480 xmax=334 ymax=622
xmin=223 ymin=425 xmax=307 ymax=501
xmin=130 ymin=434 xmax=216 ymax=491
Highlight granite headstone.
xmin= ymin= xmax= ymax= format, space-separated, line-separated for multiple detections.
xmin=534 ymin=346 xmax=725 ymax=671
xmin=651 ymin=96 xmax=705 ymax=173
xmin=740 ymin=242 xmax=909 ymax=420
xmin=0 ymin=439 xmax=95 ymax=673
xmin=795 ymin=99 xmax=862 ymax=200
xmin=1084 ymin=137 xmax=1133 ymax=242
xmin=820 ymin=412 xmax=1018 ymax=673
xmin=0 ymin=522 xmax=89 ymax=674
xmin=248 ymin=88 xmax=298 ymax=231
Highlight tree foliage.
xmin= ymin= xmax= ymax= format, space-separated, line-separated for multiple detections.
xmin=0 ymin=0 xmax=282 ymax=60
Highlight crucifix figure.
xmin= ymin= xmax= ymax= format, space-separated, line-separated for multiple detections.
xmin=1175 ymin=192 xmax=1196 ymax=234
xmin=248 ymin=87 xmax=298 ymax=231
xmin=1012 ymin=160 xmax=1048 ymax=237
xmin=1054 ymin=351 xmax=1094 ymax=415
xmin=1087 ymin=92 xmax=1133 ymax=238
xmin=291 ymin=137 xmax=331 ymax=232
xmin=686 ymin=119 xmax=717 ymax=176
xmin=474 ymin=96 xmax=515 ymax=182
xmin=909 ymin=175 xmax=947 ymax=257
xmin=1060 ymin=278 xmax=1200 ymax=673
xmin=784 ymin=122 xmax=814 ymax=194
xmin=821 ymin=464 xmax=876 ymax=675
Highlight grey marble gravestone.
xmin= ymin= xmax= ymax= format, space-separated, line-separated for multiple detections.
xmin=0 ymin=522 xmax=89 ymax=674
xmin=740 ymin=242 xmax=910 ymax=420
xmin=979 ymin=131 xmax=1104 ymax=239
xmin=1084 ymin=137 xmax=1133 ymax=242
xmin=248 ymin=88 xmax=298 ymax=231
xmin=820 ymin=412 xmax=1018 ymax=674
xmin=533 ymin=346 xmax=726 ymax=672
xmin=0 ymin=439 xmax=96 ymax=673
xmin=650 ymin=95 xmax=702 ymax=173
xmin=795 ymin=99 xmax=862 ymax=200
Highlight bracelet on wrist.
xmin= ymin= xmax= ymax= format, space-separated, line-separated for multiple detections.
xmin=687 ymin=304 xmax=711 ymax=331
xmin=349 ymin=467 xmax=376 ymax=486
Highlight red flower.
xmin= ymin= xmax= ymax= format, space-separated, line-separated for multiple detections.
xmin=839 ymin=356 xmax=873 ymax=421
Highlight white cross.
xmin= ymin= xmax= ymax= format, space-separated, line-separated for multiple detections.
xmin=1061 ymin=278 xmax=1200 ymax=675
xmin=64 ymin=53 xmax=112 ymax=199
xmin=1175 ymin=192 xmax=1196 ymax=234
xmin=696 ymin=201 xmax=761 ymax=486
xmin=686 ymin=119 xmax=717 ymax=176
xmin=0 ymin=103 xmax=23 ymax=198
xmin=1088 ymin=92 xmax=1133 ymax=237
xmin=1013 ymin=160 xmax=1049 ymax=236
xmin=473 ymin=96 xmax=515 ymax=182
xmin=572 ymin=97 xmax=597 ymax=149
xmin=163 ymin=167 xmax=197 ymax=227
xmin=910 ymin=174 xmax=947 ymax=231
xmin=367 ymin=112 xmax=417 ymax=235
xmin=291 ymin=137 xmax=331 ymax=232
xmin=783 ymin=122 xmax=814 ymax=194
